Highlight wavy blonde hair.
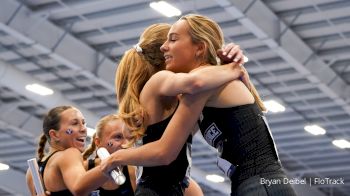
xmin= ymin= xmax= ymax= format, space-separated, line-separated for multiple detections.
xmin=181 ymin=14 xmax=266 ymax=111
xmin=180 ymin=14 xmax=224 ymax=66
xmin=115 ymin=23 xmax=171 ymax=144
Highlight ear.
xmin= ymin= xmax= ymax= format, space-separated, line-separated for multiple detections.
xmin=49 ymin=129 xmax=60 ymax=142
xmin=94 ymin=137 xmax=101 ymax=147
xmin=195 ymin=41 xmax=206 ymax=58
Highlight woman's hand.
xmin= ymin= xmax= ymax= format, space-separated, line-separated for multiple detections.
xmin=217 ymin=43 xmax=245 ymax=65
xmin=99 ymin=152 xmax=121 ymax=178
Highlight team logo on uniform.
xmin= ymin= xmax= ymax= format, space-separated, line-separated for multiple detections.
xmin=203 ymin=123 xmax=222 ymax=146
xmin=90 ymin=190 xmax=100 ymax=196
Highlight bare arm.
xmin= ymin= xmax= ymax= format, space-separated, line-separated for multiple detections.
xmin=154 ymin=43 xmax=245 ymax=96
xmin=26 ymin=169 xmax=36 ymax=196
xmin=149 ymin=63 xmax=242 ymax=97
xmin=57 ymin=148 xmax=109 ymax=196
xmin=127 ymin=166 xmax=137 ymax=192
xmin=185 ymin=178 xmax=204 ymax=196
xmin=103 ymin=91 xmax=211 ymax=169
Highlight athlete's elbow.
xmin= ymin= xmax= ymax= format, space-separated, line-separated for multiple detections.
xmin=73 ymin=190 xmax=90 ymax=196
xmin=187 ymin=80 xmax=205 ymax=94
xmin=159 ymin=155 xmax=176 ymax=165
xmin=72 ymin=186 xmax=90 ymax=196
xmin=156 ymin=150 xmax=176 ymax=165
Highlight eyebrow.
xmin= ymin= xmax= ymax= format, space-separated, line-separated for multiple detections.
xmin=70 ymin=118 xmax=85 ymax=123
xmin=168 ymin=33 xmax=178 ymax=38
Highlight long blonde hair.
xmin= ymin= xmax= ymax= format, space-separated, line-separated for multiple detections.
xmin=115 ymin=23 xmax=171 ymax=144
xmin=180 ymin=14 xmax=224 ymax=66
xmin=181 ymin=14 xmax=266 ymax=111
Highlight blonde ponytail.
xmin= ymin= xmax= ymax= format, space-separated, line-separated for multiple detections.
xmin=115 ymin=24 xmax=171 ymax=144
xmin=248 ymin=82 xmax=266 ymax=112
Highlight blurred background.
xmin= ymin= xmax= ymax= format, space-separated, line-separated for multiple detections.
xmin=0 ymin=0 xmax=349 ymax=195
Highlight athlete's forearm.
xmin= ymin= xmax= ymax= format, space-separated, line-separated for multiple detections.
xmin=105 ymin=92 xmax=209 ymax=169
xmin=186 ymin=63 xmax=242 ymax=94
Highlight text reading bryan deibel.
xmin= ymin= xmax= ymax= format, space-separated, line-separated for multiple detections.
xmin=260 ymin=177 xmax=345 ymax=187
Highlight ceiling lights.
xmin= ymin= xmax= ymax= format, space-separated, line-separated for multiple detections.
xmin=332 ymin=139 xmax=350 ymax=149
xmin=0 ymin=163 xmax=9 ymax=171
xmin=150 ymin=1 xmax=181 ymax=17
xmin=304 ymin=125 xmax=326 ymax=136
xmin=25 ymin=83 xmax=53 ymax=96
xmin=264 ymin=100 xmax=285 ymax=113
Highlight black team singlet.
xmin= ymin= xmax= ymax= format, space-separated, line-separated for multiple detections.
xmin=38 ymin=151 xmax=73 ymax=196
xmin=198 ymin=103 xmax=284 ymax=192
xmin=135 ymin=112 xmax=192 ymax=196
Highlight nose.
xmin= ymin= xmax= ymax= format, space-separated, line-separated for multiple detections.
xmin=80 ymin=124 xmax=87 ymax=134
xmin=120 ymin=137 xmax=128 ymax=147
xmin=160 ymin=41 xmax=168 ymax=52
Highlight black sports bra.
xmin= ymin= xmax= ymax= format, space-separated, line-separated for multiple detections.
xmin=38 ymin=151 xmax=73 ymax=196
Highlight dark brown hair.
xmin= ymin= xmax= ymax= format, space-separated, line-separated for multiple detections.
xmin=37 ymin=105 xmax=74 ymax=160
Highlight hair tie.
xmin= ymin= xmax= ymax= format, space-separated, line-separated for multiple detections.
xmin=133 ymin=44 xmax=143 ymax=53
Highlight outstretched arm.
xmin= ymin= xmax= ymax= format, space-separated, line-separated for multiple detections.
xmin=103 ymin=91 xmax=211 ymax=169
xmin=57 ymin=148 xmax=110 ymax=196
xmin=149 ymin=63 xmax=242 ymax=97
xmin=153 ymin=43 xmax=245 ymax=97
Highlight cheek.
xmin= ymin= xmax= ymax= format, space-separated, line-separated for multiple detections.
xmin=107 ymin=140 xmax=123 ymax=147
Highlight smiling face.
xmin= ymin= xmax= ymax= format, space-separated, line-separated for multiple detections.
xmin=160 ymin=19 xmax=201 ymax=73
xmin=161 ymin=14 xmax=225 ymax=72
xmin=51 ymin=108 xmax=87 ymax=152
xmin=97 ymin=118 xmax=127 ymax=154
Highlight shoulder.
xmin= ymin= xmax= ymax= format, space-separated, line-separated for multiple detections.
xmin=142 ymin=70 xmax=173 ymax=96
xmin=149 ymin=70 xmax=174 ymax=81
xmin=55 ymin=148 xmax=84 ymax=170
xmin=63 ymin=147 xmax=82 ymax=154
xmin=55 ymin=148 xmax=82 ymax=163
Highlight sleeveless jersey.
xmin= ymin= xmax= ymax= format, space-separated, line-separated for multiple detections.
xmin=198 ymin=103 xmax=281 ymax=187
xmin=136 ymin=113 xmax=192 ymax=188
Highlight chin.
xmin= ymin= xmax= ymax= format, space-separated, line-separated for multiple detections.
xmin=76 ymin=146 xmax=85 ymax=152
xmin=74 ymin=143 xmax=85 ymax=152
xmin=166 ymin=65 xmax=179 ymax=73
xmin=165 ymin=64 xmax=172 ymax=71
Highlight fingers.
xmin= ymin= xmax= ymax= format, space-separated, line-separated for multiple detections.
xmin=220 ymin=43 xmax=245 ymax=64
xmin=238 ymin=56 xmax=245 ymax=67
xmin=232 ymin=49 xmax=243 ymax=63
xmin=223 ymin=44 xmax=240 ymax=60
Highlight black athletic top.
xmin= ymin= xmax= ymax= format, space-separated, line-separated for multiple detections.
xmin=38 ymin=151 xmax=73 ymax=196
xmin=136 ymin=112 xmax=192 ymax=188
xmin=88 ymin=159 xmax=134 ymax=196
xmin=198 ymin=103 xmax=281 ymax=187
